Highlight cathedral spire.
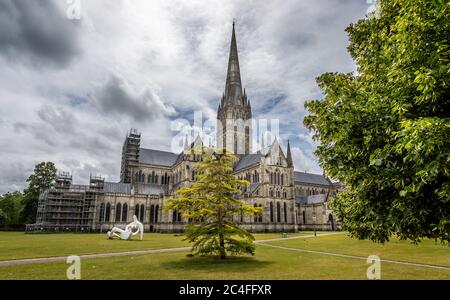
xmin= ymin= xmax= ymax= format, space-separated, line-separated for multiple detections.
xmin=286 ymin=140 xmax=293 ymax=168
xmin=216 ymin=21 xmax=252 ymax=155
xmin=224 ymin=20 xmax=243 ymax=106
xmin=183 ymin=134 xmax=189 ymax=151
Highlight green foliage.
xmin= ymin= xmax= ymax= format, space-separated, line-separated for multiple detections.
xmin=165 ymin=148 xmax=261 ymax=259
xmin=0 ymin=209 xmax=7 ymax=225
xmin=0 ymin=192 xmax=24 ymax=225
xmin=20 ymin=162 xmax=57 ymax=224
xmin=304 ymin=0 xmax=450 ymax=243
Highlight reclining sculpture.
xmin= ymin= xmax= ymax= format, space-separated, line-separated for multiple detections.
xmin=107 ymin=215 xmax=144 ymax=240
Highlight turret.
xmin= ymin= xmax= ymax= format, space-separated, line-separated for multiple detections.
xmin=286 ymin=140 xmax=293 ymax=168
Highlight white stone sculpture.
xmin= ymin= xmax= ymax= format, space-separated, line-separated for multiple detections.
xmin=107 ymin=215 xmax=144 ymax=240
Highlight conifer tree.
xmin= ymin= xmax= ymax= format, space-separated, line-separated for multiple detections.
xmin=165 ymin=148 xmax=261 ymax=259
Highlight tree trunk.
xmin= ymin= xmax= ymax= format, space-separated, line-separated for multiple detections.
xmin=218 ymin=208 xmax=226 ymax=259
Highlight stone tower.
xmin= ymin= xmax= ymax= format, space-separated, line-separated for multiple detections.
xmin=217 ymin=21 xmax=252 ymax=155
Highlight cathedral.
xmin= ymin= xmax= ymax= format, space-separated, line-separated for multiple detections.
xmin=28 ymin=24 xmax=341 ymax=233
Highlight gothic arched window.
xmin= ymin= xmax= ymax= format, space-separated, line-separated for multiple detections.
xmin=256 ymin=204 xmax=263 ymax=223
xmin=149 ymin=205 xmax=155 ymax=223
xmin=151 ymin=171 xmax=155 ymax=183
xmin=98 ymin=203 xmax=105 ymax=222
xmin=276 ymin=202 xmax=281 ymax=223
xmin=115 ymin=203 xmax=121 ymax=222
xmin=135 ymin=204 xmax=140 ymax=219
xmin=155 ymin=205 xmax=159 ymax=223
xmin=140 ymin=204 xmax=145 ymax=222
xmin=270 ymin=202 xmax=274 ymax=223
xmin=105 ymin=203 xmax=111 ymax=222
xmin=284 ymin=202 xmax=287 ymax=223
xmin=173 ymin=210 xmax=181 ymax=222
xmin=122 ymin=203 xmax=128 ymax=222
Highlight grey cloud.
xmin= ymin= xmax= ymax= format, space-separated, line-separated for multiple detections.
xmin=95 ymin=75 xmax=175 ymax=123
xmin=13 ymin=121 xmax=58 ymax=147
xmin=0 ymin=0 xmax=80 ymax=67
xmin=68 ymin=134 xmax=116 ymax=157
xmin=60 ymin=159 xmax=119 ymax=183
xmin=14 ymin=104 xmax=118 ymax=155
xmin=0 ymin=1 xmax=370 ymax=194
xmin=0 ymin=162 xmax=31 ymax=193
xmin=13 ymin=105 xmax=76 ymax=147
xmin=37 ymin=105 xmax=76 ymax=134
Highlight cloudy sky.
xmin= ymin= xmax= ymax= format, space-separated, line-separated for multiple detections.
xmin=0 ymin=0 xmax=373 ymax=193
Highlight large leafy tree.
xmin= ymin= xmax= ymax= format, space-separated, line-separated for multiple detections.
xmin=165 ymin=148 xmax=261 ymax=259
xmin=304 ymin=0 xmax=449 ymax=243
xmin=0 ymin=192 xmax=24 ymax=225
xmin=0 ymin=209 xmax=7 ymax=225
xmin=20 ymin=162 xmax=57 ymax=224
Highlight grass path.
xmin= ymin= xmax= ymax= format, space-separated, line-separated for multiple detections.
xmin=255 ymin=232 xmax=343 ymax=243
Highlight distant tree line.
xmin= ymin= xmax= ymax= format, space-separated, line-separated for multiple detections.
xmin=0 ymin=162 xmax=57 ymax=227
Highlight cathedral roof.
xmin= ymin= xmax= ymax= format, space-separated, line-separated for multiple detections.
xmin=139 ymin=148 xmax=179 ymax=167
xmin=103 ymin=182 xmax=131 ymax=194
xmin=294 ymin=171 xmax=330 ymax=186
xmin=234 ymin=154 xmax=261 ymax=171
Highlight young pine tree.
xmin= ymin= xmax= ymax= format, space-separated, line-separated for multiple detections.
xmin=165 ymin=148 xmax=262 ymax=259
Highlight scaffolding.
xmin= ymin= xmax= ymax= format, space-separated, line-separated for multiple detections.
xmin=26 ymin=173 xmax=103 ymax=233
xmin=120 ymin=128 xmax=141 ymax=183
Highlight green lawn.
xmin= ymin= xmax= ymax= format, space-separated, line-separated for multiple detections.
xmin=0 ymin=232 xmax=448 ymax=280
xmin=0 ymin=231 xmax=313 ymax=261
xmin=263 ymin=234 xmax=450 ymax=268
xmin=0 ymin=232 xmax=187 ymax=261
